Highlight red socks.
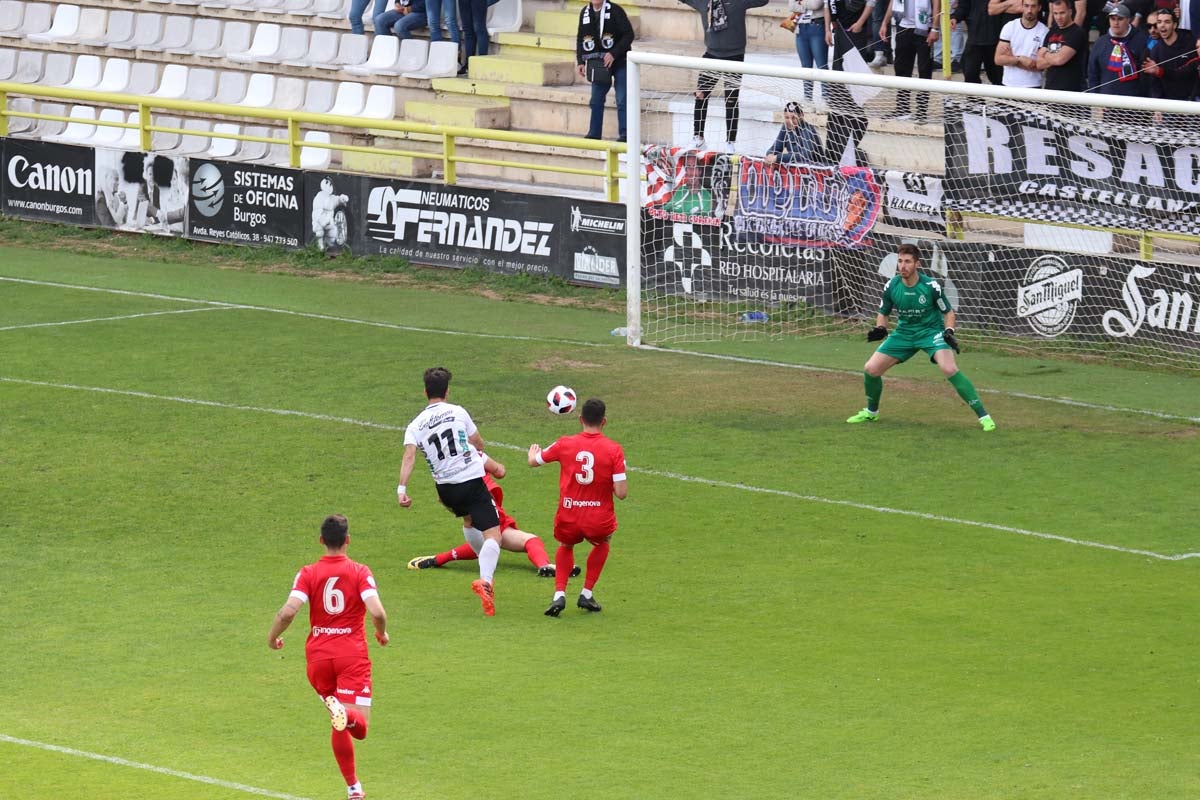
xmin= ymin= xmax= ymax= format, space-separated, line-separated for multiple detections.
xmin=524 ymin=536 xmax=550 ymax=568
xmin=585 ymin=541 xmax=610 ymax=590
xmin=345 ymin=707 xmax=368 ymax=741
xmin=331 ymin=729 xmax=357 ymax=785
xmin=554 ymin=546 xmax=575 ymax=592
xmin=435 ymin=543 xmax=477 ymax=566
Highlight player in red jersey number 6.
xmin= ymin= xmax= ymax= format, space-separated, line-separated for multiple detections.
xmin=529 ymin=397 xmax=628 ymax=617
xmin=267 ymin=514 xmax=389 ymax=800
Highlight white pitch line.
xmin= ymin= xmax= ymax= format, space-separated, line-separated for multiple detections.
xmin=0 ymin=734 xmax=313 ymax=800
xmin=0 ymin=307 xmax=231 ymax=332
xmin=2 ymin=375 xmax=1195 ymax=562
xmin=0 ymin=276 xmax=611 ymax=348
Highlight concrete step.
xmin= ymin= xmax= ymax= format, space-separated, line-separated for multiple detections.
xmin=492 ymin=30 xmax=576 ymax=58
xmin=534 ymin=7 xmax=642 ymax=37
xmin=466 ymin=53 xmax=577 ymax=86
xmin=403 ymin=95 xmax=512 ymax=129
xmin=342 ymin=146 xmax=440 ymax=178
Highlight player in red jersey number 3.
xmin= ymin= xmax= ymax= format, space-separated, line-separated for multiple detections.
xmin=267 ymin=515 xmax=389 ymax=800
xmin=529 ymin=397 xmax=628 ymax=617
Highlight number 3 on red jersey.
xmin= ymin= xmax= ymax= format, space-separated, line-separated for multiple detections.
xmin=575 ymin=451 xmax=595 ymax=485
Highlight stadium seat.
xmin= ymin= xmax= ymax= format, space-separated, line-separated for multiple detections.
xmin=124 ymin=61 xmax=161 ymax=95
xmin=88 ymin=108 xmax=129 ymax=147
xmin=0 ymin=2 xmax=25 ymax=37
xmin=402 ymin=40 xmax=456 ymax=79
xmin=231 ymin=0 xmax=286 ymax=12
xmin=393 ymin=38 xmax=431 ymax=75
xmin=168 ymin=17 xmax=222 ymax=56
xmin=296 ymin=130 xmax=334 ymax=169
xmin=0 ymin=47 xmax=15 ymax=80
xmin=303 ymin=80 xmax=336 ymax=113
xmin=255 ymin=26 xmax=309 ymax=64
xmin=138 ymin=15 xmax=193 ymax=54
xmin=63 ymin=55 xmax=103 ymax=90
xmin=239 ymin=73 xmax=277 ymax=107
xmin=94 ymin=58 xmax=133 ymax=93
xmin=161 ymin=118 xmax=216 ymax=156
xmin=206 ymin=123 xmax=242 ymax=158
xmin=327 ymin=82 xmax=365 ymax=117
xmin=150 ymin=64 xmax=190 ymax=99
xmin=263 ymin=127 xmax=292 ymax=164
xmin=227 ymin=23 xmax=282 ymax=63
xmin=26 ymin=102 xmax=68 ymax=138
xmin=52 ymin=7 xmax=108 ymax=45
xmin=213 ymin=71 xmax=249 ymax=104
xmin=312 ymin=33 xmax=369 ymax=72
xmin=486 ymin=0 xmax=521 ymax=35
xmin=0 ymin=2 xmax=51 ymax=40
xmin=27 ymin=4 xmax=81 ymax=44
xmin=194 ymin=20 xmax=251 ymax=59
xmin=225 ymin=125 xmax=275 ymax=162
xmin=115 ymin=110 xmax=142 ymax=150
xmin=39 ymin=53 xmax=75 ymax=86
xmin=273 ymin=76 xmax=307 ymax=110
xmin=284 ymin=28 xmax=337 ymax=67
xmin=316 ymin=0 xmax=350 ymax=19
xmin=200 ymin=0 xmax=230 ymax=10
xmin=182 ymin=67 xmax=218 ymax=101
xmin=342 ymin=35 xmax=399 ymax=76
xmin=6 ymin=98 xmax=35 ymax=135
xmin=110 ymin=14 xmax=165 ymax=52
xmin=361 ymin=84 xmax=397 ymax=119
xmin=150 ymin=115 xmax=182 ymax=150
xmin=73 ymin=10 xmax=136 ymax=47
xmin=10 ymin=51 xmax=44 ymax=83
xmin=265 ymin=0 xmax=317 ymax=15
xmin=46 ymin=105 xmax=97 ymax=144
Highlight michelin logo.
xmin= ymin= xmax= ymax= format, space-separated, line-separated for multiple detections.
xmin=570 ymin=205 xmax=625 ymax=236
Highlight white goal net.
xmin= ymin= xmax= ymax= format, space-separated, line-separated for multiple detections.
xmin=623 ymin=49 xmax=1200 ymax=372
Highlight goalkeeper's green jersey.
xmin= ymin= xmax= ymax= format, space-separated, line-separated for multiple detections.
xmin=878 ymin=272 xmax=951 ymax=335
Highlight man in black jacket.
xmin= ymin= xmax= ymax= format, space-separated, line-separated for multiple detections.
xmin=956 ymin=0 xmax=1006 ymax=83
xmin=577 ymin=0 xmax=636 ymax=141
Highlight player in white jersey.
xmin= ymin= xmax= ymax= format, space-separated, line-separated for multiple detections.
xmin=397 ymin=366 xmax=503 ymax=616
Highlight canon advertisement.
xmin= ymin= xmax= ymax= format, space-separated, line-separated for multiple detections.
xmin=2 ymin=138 xmax=95 ymax=225
xmin=188 ymin=159 xmax=303 ymax=248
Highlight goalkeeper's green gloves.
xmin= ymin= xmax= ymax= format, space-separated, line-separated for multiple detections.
xmin=943 ymin=327 xmax=960 ymax=353
xmin=867 ymin=325 xmax=888 ymax=342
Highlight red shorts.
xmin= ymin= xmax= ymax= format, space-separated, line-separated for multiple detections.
xmin=306 ymin=656 xmax=373 ymax=707
xmin=553 ymin=521 xmax=614 ymax=546
xmin=497 ymin=505 xmax=517 ymax=532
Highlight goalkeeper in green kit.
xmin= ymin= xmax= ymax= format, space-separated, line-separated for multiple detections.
xmin=847 ymin=243 xmax=996 ymax=432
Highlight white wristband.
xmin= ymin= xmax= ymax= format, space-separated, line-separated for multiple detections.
xmin=397 ymin=484 xmax=407 ymax=496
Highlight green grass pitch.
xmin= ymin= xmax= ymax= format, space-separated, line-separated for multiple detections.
xmin=1 ymin=243 xmax=1198 ymax=800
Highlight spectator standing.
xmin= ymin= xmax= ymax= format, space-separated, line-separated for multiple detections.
xmin=576 ymin=0 xmax=636 ymax=142
xmin=870 ymin=0 xmax=893 ymax=66
xmin=1038 ymin=0 xmax=1089 ymax=93
xmin=680 ymin=0 xmax=771 ymax=151
xmin=956 ymin=0 xmax=1007 ymax=82
xmin=1144 ymin=9 xmax=1197 ymax=103
xmin=765 ymin=101 xmax=822 ymax=163
xmin=375 ymin=0 xmax=428 ymax=40
xmin=880 ymin=0 xmax=942 ymax=122
xmin=425 ymin=0 xmax=461 ymax=58
xmin=349 ymin=0 xmax=389 ymax=35
xmin=459 ymin=0 xmax=489 ymax=74
xmin=995 ymin=0 xmax=1048 ymax=86
xmin=830 ymin=0 xmax=878 ymax=58
xmin=824 ymin=0 xmax=876 ymax=165
xmin=788 ymin=0 xmax=831 ymax=103
xmin=933 ymin=0 xmax=969 ymax=71
xmin=1087 ymin=4 xmax=1149 ymax=98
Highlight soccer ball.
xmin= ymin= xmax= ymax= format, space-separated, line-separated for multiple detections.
xmin=546 ymin=385 xmax=577 ymax=415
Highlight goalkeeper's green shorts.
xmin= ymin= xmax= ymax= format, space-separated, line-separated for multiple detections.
xmin=877 ymin=327 xmax=953 ymax=363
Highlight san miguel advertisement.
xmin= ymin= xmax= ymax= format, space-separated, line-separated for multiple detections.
xmin=2 ymin=138 xmax=95 ymax=225
xmin=733 ymin=157 xmax=882 ymax=248
xmin=944 ymin=97 xmax=1200 ymax=235
xmin=188 ymin=159 xmax=304 ymax=248
xmin=329 ymin=176 xmax=626 ymax=288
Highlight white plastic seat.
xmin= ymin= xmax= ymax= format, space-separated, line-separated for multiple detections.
xmin=255 ymin=26 xmax=309 ymax=64
xmin=6 ymin=98 xmax=35 ymax=134
xmin=361 ymin=84 xmax=397 ymax=120
xmin=110 ymin=14 xmax=165 ymax=52
xmin=11 ymin=51 xmax=44 ymax=83
xmin=239 ymin=73 xmax=276 ymax=107
xmin=303 ymin=80 xmax=336 ymax=113
xmin=195 ymin=21 xmax=250 ymax=58
xmin=227 ymin=125 xmax=274 ymax=162
xmin=53 ymin=7 xmax=107 ymax=45
xmin=0 ymin=2 xmax=25 ymax=36
xmin=138 ymin=15 xmax=192 ymax=54
xmin=150 ymin=115 xmax=182 ymax=150
xmin=486 ymin=0 xmax=521 ymax=34
xmin=125 ymin=62 xmax=160 ymax=95
xmin=272 ymin=76 xmax=306 ymax=110
xmin=94 ymin=59 xmax=132 ymax=93
xmin=182 ymin=68 xmax=218 ymax=101
xmin=313 ymin=33 xmax=369 ymax=72
xmin=0 ymin=47 xmax=15 ymax=80
xmin=116 ymin=111 xmax=141 ymax=150
xmin=63 ymin=55 xmax=103 ymax=90
xmin=0 ymin=2 xmax=51 ymax=40
xmin=327 ymin=82 xmax=365 ymax=116
xmin=402 ymin=40 xmax=456 ymax=79
xmin=213 ymin=71 xmax=249 ymax=104
xmin=296 ymin=131 xmax=333 ymax=169
xmin=29 ymin=102 xmax=68 ymax=138
xmin=27 ymin=4 xmax=81 ymax=43
xmin=169 ymin=17 xmax=222 ymax=56
xmin=88 ymin=108 xmax=128 ymax=146
xmin=76 ymin=10 xmax=135 ymax=47
xmin=284 ymin=29 xmax=337 ymax=67
xmin=264 ymin=128 xmax=291 ymax=164
xmin=231 ymin=0 xmax=285 ymax=10
xmin=227 ymin=23 xmax=281 ymax=62
xmin=206 ymin=123 xmax=241 ymax=158
xmin=150 ymin=64 xmax=190 ymax=99
xmin=39 ymin=53 xmax=76 ymax=87
xmin=161 ymin=118 xmax=215 ymax=156
xmin=316 ymin=0 xmax=349 ymax=18
xmin=47 ymin=105 xmax=97 ymax=143
xmin=342 ymin=35 xmax=398 ymax=76
xmin=393 ymin=38 xmax=429 ymax=75
xmin=266 ymin=0 xmax=316 ymax=14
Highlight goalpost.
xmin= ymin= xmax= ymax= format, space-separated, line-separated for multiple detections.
xmin=623 ymin=50 xmax=1200 ymax=373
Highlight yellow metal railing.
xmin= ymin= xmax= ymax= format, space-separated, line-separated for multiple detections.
xmin=0 ymin=81 xmax=627 ymax=202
